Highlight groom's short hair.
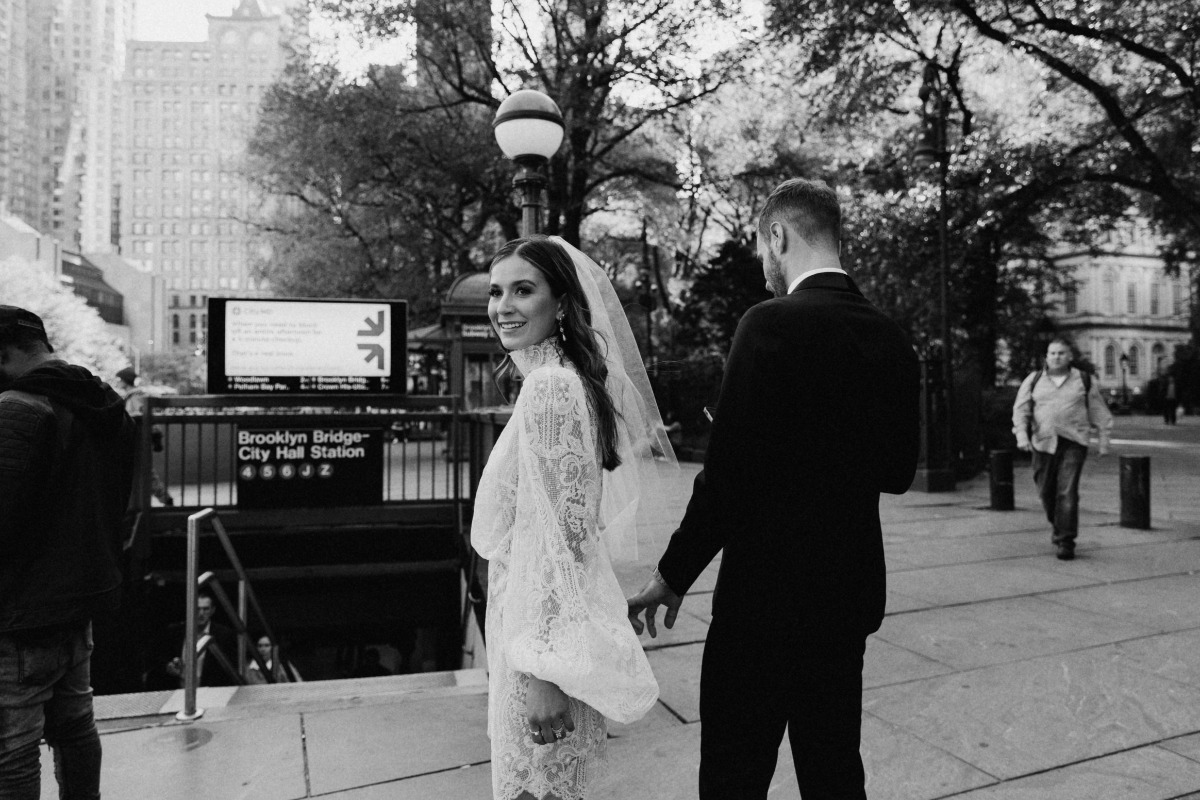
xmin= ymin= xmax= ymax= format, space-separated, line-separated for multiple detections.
xmin=758 ymin=179 xmax=841 ymax=250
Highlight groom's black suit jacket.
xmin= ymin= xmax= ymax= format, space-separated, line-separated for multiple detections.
xmin=658 ymin=272 xmax=920 ymax=648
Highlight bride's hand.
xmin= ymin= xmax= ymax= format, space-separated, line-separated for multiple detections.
xmin=526 ymin=676 xmax=575 ymax=746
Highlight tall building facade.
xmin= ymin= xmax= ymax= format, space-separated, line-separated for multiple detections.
xmin=1051 ymin=217 xmax=1194 ymax=391
xmin=0 ymin=0 xmax=133 ymax=252
xmin=120 ymin=0 xmax=287 ymax=352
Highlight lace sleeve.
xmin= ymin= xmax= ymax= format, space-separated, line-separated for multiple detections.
xmin=502 ymin=368 xmax=658 ymax=724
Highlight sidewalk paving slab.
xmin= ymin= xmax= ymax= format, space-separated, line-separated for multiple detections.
xmin=874 ymin=595 xmax=1155 ymax=670
xmin=1040 ymin=573 xmax=1200 ymax=632
xmin=81 ymin=715 xmax=307 ymax=800
xmin=945 ymin=745 xmax=1200 ymax=800
xmin=885 ymin=558 xmax=1100 ymax=606
xmin=863 ymin=646 xmax=1200 ymax=780
xmin=304 ymin=693 xmax=490 ymax=795
xmin=1108 ymin=629 xmax=1200 ymax=688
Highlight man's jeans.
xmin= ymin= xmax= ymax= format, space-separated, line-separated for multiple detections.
xmin=1031 ymin=437 xmax=1088 ymax=548
xmin=0 ymin=622 xmax=101 ymax=800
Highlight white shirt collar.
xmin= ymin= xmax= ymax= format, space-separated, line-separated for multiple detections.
xmin=788 ymin=267 xmax=848 ymax=295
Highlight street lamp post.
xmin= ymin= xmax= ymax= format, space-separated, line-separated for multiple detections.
xmin=912 ymin=61 xmax=956 ymax=492
xmin=1120 ymin=351 xmax=1130 ymax=409
xmin=492 ymin=90 xmax=566 ymax=238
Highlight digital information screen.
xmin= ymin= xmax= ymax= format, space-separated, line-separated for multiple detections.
xmin=207 ymin=298 xmax=407 ymax=394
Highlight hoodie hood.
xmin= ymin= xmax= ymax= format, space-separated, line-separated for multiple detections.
xmin=8 ymin=360 xmax=128 ymax=438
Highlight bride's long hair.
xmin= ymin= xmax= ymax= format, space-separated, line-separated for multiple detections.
xmin=489 ymin=235 xmax=622 ymax=471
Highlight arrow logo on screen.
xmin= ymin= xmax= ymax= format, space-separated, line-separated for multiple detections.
xmin=359 ymin=311 xmax=385 ymax=337
xmin=358 ymin=343 xmax=385 ymax=369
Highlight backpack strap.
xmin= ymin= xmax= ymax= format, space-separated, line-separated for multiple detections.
xmin=1027 ymin=367 xmax=1094 ymax=428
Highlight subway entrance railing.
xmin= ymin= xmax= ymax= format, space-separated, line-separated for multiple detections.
xmin=118 ymin=394 xmax=478 ymax=686
xmin=133 ymin=394 xmax=467 ymax=513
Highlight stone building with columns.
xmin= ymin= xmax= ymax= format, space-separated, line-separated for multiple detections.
xmin=1050 ymin=217 xmax=1193 ymax=395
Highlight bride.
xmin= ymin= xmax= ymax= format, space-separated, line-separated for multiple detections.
xmin=471 ymin=235 xmax=675 ymax=800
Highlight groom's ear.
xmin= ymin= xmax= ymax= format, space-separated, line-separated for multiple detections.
xmin=769 ymin=220 xmax=788 ymax=254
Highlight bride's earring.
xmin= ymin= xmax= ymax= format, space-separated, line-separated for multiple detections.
xmin=557 ymin=314 xmax=567 ymax=342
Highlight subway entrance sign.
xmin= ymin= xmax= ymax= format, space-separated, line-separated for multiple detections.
xmin=207 ymin=298 xmax=407 ymax=394
xmin=236 ymin=426 xmax=383 ymax=509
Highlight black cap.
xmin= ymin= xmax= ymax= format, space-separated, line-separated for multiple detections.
xmin=0 ymin=306 xmax=51 ymax=349
xmin=116 ymin=367 xmax=138 ymax=385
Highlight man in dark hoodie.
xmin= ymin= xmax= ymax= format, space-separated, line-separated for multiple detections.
xmin=0 ymin=306 xmax=135 ymax=800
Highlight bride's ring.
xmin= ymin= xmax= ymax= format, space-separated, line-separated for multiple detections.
xmin=552 ymin=725 xmax=566 ymax=739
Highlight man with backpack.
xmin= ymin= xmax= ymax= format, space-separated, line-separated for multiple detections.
xmin=0 ymin=306 xmax=135 ymax=798
xmin=1013 ymin=338 xmax=1114 ymax=560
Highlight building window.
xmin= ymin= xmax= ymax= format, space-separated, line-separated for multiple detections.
xmin=1150 ymin=283 xmax=1161 ymax=315
xmin=1174 ymin=282 xmax=1185 ymax=316
xmin=1104 ymin=344 xmax=1116 ymax=378
xmin=1103 ymin=275 xmax=1115 ymax=313
xmin=1128 ymin=345 xmax=1140 ymax=377
xmin=1126 ymin=283 xmax=1137 ymax=314
xmin=1152 ymin=343 xmax=1166 ymax=375
xmin=1064 ymin=288 xmax=1077 ymax=314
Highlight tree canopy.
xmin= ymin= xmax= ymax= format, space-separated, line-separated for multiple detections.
xmin=767 ymin=0 xmax=1200 ymax=246
xmin=246 ymin=59 xmax=511 ymax=320
xmin=312 ymin=0 xmax=752 ymax=243
xmin=0 ymin=258 xmax=128 ymax=380
xmin=245 ymin=0 xmax=755 ymax=317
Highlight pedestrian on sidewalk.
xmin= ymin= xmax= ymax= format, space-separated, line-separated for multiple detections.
xmin=1012 ymin=338 xmax=1114 ymax=560
xmin=1163 ymin=374 xmax=1178 ymax=425
xmin=628 ymin=178 xmax=921 ymax=800
xmin=0 ymin=306 xmax=136 ymax=799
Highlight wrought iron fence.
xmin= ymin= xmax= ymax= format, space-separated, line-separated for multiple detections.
xmin=138 ymin=394 xmax=468 ymax=511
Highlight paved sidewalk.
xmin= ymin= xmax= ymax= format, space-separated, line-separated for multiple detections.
xmin=45 ymin=415 xmax=1200 ymax=799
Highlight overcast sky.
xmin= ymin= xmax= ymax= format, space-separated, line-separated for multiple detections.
xmin=131 ymin=0 xmax=400 ymax=71
xmin=134 ymin=0 xmax=247 ymax=41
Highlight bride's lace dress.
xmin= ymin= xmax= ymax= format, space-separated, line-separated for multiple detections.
xmin=472 ymin=338 xmax=659 ymax=800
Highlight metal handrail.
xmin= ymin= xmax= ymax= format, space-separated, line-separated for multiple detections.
xmin=177 ymin=508 xmax=288 ymax=721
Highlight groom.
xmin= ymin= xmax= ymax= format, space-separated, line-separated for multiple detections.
xmin=628 ymin=178 xmax=920 ymax=799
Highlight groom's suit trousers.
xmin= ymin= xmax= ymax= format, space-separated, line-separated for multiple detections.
xmin=698 ymin=616 xmax=866 ymax=800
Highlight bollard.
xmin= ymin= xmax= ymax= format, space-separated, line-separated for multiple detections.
xmin=1119 ymin=455 xmax=1151 ymax=529
xmin=989 ymin=450 xmax=1014 ymax=510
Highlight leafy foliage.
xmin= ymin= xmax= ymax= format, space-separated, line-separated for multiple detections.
xmin=0 ymin=258 xmax=128 ymax=380
xmin=767 ymin=0 xmax=1200 ymax=247
xmin=305 ymin=0 xmax=753 ymax=244
xmin=138 ymin=351 xmax=207 ymax=395
xmin=246 ymin=60 xmax=511 ymax=321
xmin=247 ymin=1 xmax=756 ymax=313
xmin=669 ymin=238 xmax=771 ymax=357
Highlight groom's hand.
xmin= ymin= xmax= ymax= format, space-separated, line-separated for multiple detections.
xmin=627 ymin=570 xmax=682 ymax=638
